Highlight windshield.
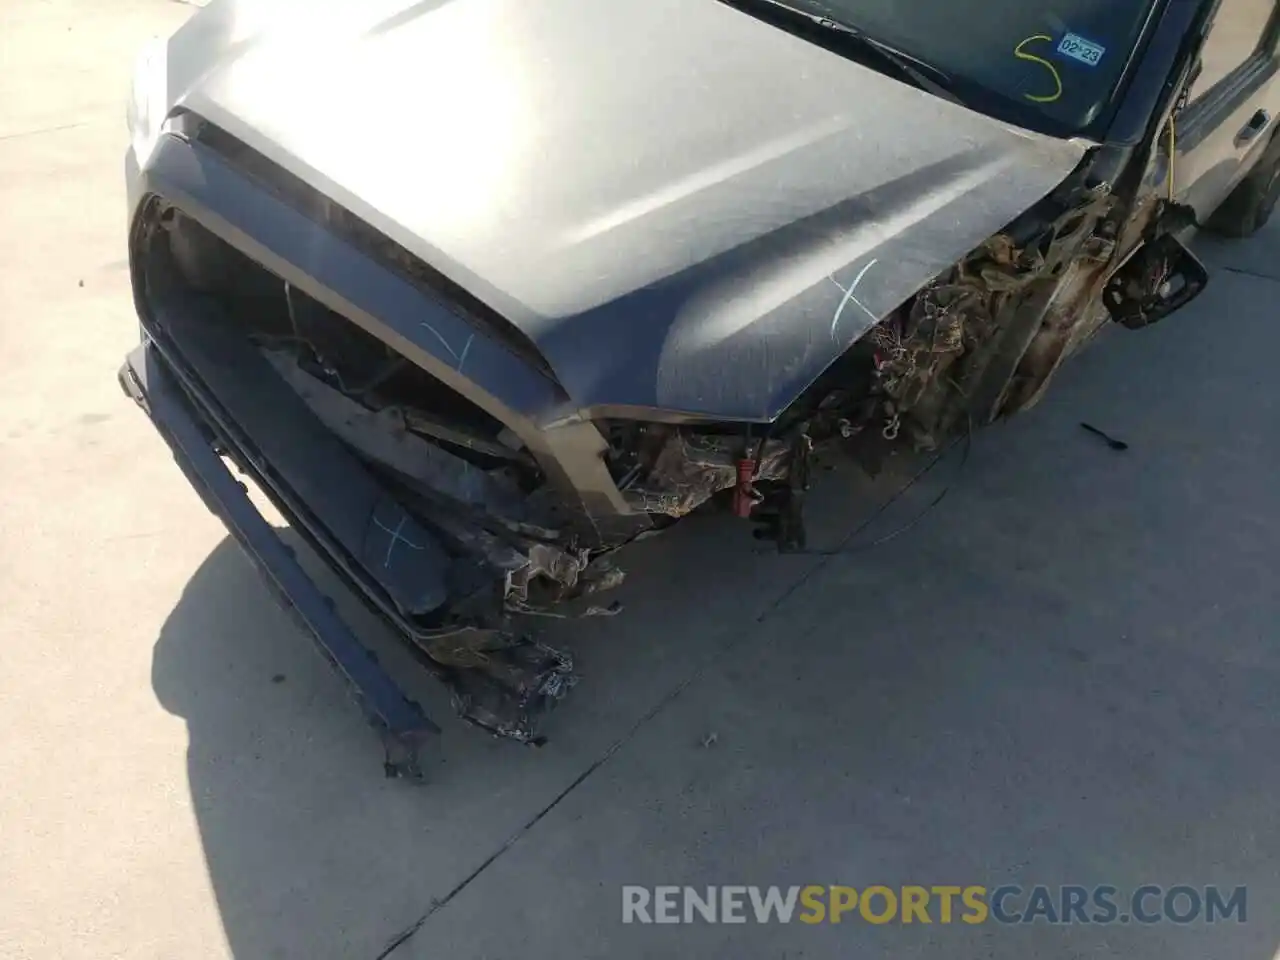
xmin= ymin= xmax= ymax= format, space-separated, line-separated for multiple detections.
xmin=734 ymin=0 xmax=1161 ymax=133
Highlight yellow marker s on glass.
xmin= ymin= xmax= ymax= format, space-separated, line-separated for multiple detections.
xmin=1014 ymin=35 xmax=1063 ymax=103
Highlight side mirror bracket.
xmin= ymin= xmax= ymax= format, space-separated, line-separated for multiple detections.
xmin=1102 ymin=225 xmax=1208 ymax=330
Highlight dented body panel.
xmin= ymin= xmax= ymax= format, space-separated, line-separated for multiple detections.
xmin=137 ymin=0 xmax=1086 ymax=421
xmin=118 ymin=0 xmax=1280 ymax=768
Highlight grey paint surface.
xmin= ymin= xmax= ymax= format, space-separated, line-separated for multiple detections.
xmin=6 ymin=4 xmax=1280 ymax=960
xmin=144 ymin=0 xmax=1087 ymax=419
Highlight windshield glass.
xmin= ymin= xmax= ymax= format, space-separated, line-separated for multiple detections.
xmin=741 ymin=0 xmax=1160 ymax=133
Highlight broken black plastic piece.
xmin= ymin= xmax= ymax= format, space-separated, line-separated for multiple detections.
xmin=440 ymin=634 xmax=577 ymax=743
xmin=1080 ymin=422 xmax=1129 ymax=451
xmin=749 ymin=432 xmax=814 ymax=551
xmin=1103 ymin=219 xmax=1208 ymax=330
xmin=120 ymin=345 xmax=440 ymax=780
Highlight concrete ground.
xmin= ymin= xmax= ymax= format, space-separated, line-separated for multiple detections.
xmin=3 ymin=2 xmax=1280 ymax=958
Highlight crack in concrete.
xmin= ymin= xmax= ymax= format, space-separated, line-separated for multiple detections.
xmin=1219 ymin=263 xmax=1280 ymax=284
xmin=0 ymin=121 xmax=87 ymax=143
xmin=373 ymin=690 xmax=698 ymax=958
xmin=374 ymin=456 xmax=950 ymax=958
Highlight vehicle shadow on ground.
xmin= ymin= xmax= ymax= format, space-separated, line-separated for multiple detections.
xmin=149 ymin=427 xmax=933 ymax=957
xmin=394 ymin=234 xmax=1280 ymax=960
xmin=152 ymin=229 xmax=1280 ymax=960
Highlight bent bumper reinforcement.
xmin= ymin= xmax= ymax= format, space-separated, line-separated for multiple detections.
xmin=119 ymin=341 xmax=440 ymax=780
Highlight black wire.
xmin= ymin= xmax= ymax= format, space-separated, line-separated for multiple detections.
xmin=283 ymin=279 xmax=404 ymax=397
xmin=803 ymin=415 xmax=973 ymax=557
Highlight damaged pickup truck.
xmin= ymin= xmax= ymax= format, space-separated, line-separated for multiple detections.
xmin=120 ymin=0 xmax=1280 ymax=775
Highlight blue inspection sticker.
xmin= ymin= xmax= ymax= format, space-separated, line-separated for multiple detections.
xmin=1057 ymin=32 xmax=1106 ymax=66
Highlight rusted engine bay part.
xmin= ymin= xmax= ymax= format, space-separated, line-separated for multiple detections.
xmin=602 ymin=169 xmax=1208 ymax=563
xmin=866 ymin=183 xmax=1120 ymax=449
xmin=611 ymin=180 xmax=1129 ymax=526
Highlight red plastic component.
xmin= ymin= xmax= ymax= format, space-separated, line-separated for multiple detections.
xmin=732 ymin=458 xmax=757 ymax=518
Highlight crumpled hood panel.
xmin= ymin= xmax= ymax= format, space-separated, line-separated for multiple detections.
xmin=161 ymin=0 xmax=1088 ymax=420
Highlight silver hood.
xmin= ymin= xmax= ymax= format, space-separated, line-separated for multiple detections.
xmin=140 ymin=0 xmax=1089 ymax=420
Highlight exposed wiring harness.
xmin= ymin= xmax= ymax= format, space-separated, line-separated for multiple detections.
xmin=776 ymin=414 xmax=974 ymax=558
